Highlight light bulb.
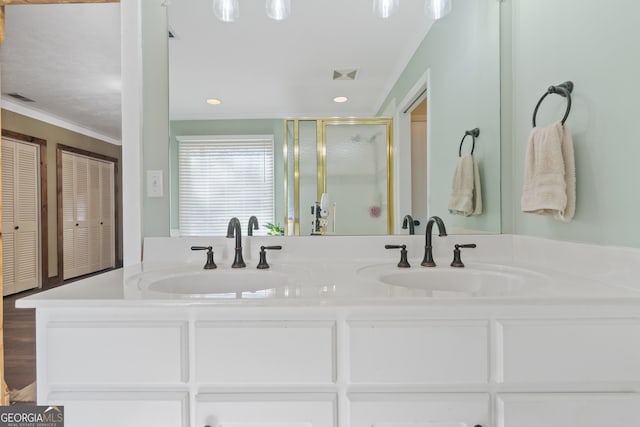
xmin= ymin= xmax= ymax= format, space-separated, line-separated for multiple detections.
xmin=266 ymin=0 xmax=291 ymax=21
xmin=425 ymin=0 xmax=452 ymax=20
xmin=373 ymin=0 xmax=399 ymax=19
xmin=213 ymin=0 xmax=239 ymax=22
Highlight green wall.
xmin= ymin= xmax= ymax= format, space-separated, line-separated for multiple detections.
xmin=379 ymin=0 xmax=501 ymax=234
xmin=142 ymin=0 xmax=640 ymax=248
xmin=169 ymin=119 xmax=284 ymax=231
xmin=505 ymin=0 xmax=640 ymax=247
xmin=142 ymin=0 xmax=171 ymax=237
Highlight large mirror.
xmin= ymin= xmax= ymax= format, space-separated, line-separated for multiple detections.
xmin=167 ymin=0 xmax=500 ymax=236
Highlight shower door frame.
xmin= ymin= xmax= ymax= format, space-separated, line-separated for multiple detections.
xmin=284 ymin=117 xmax=394 ymax=236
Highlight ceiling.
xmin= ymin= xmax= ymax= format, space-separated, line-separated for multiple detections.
xmin=0 ymin=3 xmax=121 ymax=144
xmin=169 ymin=0 xmax=433 ymax=120
xmin=0 ymin=1 xmax=434 ymax=144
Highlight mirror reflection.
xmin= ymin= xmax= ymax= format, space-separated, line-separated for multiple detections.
xmin=167 ymin=0 xmax=501 ymax=236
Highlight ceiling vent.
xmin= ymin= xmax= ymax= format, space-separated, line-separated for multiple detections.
xmin=6 ymin=93 xmax=35 ymax=102
xmin=332 ymin=68 xmax=358 ymax=81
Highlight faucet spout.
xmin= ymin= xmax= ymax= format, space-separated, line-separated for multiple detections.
xmin=226 ymin=217 xmax=246 ymax=268
xmin=248 ymin=216 xmax=259 ymax=236
xmin=402 ymin=214 xmax=416 ymax=235
xmin=421 ymin=215 xmax=447 ymax=267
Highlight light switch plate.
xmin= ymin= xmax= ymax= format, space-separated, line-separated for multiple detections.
xmin=147 ymin=170 xmax=163 ymax=198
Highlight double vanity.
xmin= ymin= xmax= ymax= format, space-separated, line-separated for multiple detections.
xmin=18 ymin=234 xmax=640 ymax=427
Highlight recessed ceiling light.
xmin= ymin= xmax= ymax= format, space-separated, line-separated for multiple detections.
xmin=333 ymin=96 xmax=349 ymax=103
xmin=206 ymin=98 xmax=222 ymax=105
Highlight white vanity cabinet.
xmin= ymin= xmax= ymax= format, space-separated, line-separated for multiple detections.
xmin=29 ymin=302 xmax=640 ymax=427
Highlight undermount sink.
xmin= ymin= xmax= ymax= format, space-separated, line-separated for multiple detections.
xmin=359 ymin=263 xmax=551 ymax=297
xmin=129 ymin=268 xmax=290 ymax=297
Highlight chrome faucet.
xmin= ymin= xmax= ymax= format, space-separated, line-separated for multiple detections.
xmin=247 ymin=216 xmax=259 ymax=236
xmin=402 ymin=214 xmax=417 ymax=235
xmin=226 ymin=217 xmax=246 ymax=268
xmin=421 ymin=215 xmax=447 ymax=267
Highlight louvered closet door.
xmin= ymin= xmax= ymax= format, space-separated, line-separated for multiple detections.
xmin=62 ymin=152 xmax=115 ymax=279
xmin=62 ymin=152 xmax=76 ymax=279
xmin=99 ymin=161 xmax=115 ymax=270
xmin=2 ymin=138 xmax=40 ymax=295
xmin=62 ymin=152 xmax=90 ymax=279
xmin=88 ymin=159 xmax=102 ymax=273
xmin=2 ymin=140 xmax=17 ymax=295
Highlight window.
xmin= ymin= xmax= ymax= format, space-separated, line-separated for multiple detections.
xmin=177 ymin=135 xmax=274 ymax=236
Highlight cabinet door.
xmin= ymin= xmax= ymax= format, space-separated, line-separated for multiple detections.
xmin=497 ymin=393 xmax=640 ymax=427
xmin=350 ymin=393 xmax=489 ymax=427
xmin=196 ymin=393 xmax=336 ymax=427
xmin=49 ymin=392 xmax=188 ymax=427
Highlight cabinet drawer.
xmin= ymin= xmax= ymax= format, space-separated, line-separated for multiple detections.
xmin=349 ymin=393 xmax=490 ymax=427
xmin=195 ymin=321 xmax=335 ymax=384
xmin=497 ymin=393 xmax=640 ymax=427
xmin=47 ymin=321 xmax=187 ymax=384
xmin=349 ymin=320 xmax=489 ymax=384
xmin=196 ymin=393 xmax=336 ymax=427
xmin=498 ymin=319 xmax=640 ymax=383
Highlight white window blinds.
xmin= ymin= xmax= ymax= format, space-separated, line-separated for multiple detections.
xmin=178 ymin=135 xmax=274 ymax=236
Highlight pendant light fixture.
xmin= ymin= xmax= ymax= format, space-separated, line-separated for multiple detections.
xmin=373 ymin=0 xmax=399 ymax=19
xmin=425 ymin=0 xmax=452 ymax=20
xmin=266 ymin=0 xmax=291 ymax=21
xmin=213 ymin=0 xmax=239 ymax=22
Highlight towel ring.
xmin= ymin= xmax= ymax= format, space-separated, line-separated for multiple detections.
xmin=532 ymin=81 xmax=574 ymax=127
xmin=459 ymin=128 xmax=480 ymax=157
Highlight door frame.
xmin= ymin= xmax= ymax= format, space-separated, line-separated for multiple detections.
xmin=56 ymin=144 xmax=119 ymax=283
xmin=1 ymin=129 xmax=47 ymax=288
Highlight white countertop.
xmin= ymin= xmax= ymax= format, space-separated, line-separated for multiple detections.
xmin=16 ymin=234 xmax=640 ymax=309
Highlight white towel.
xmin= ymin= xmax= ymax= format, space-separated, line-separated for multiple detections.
xmin=521 ymin=121 xmax=575 ymax=222
xmin=448 ymin=154 xmax=482 ymax=216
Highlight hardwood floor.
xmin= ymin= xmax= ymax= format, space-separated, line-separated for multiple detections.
xmin=4 ymin=288 xmax=38 ymax=402
xmin=3 ymin=271 xmax=117 ymax=403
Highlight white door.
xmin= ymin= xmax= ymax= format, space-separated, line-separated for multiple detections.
xmin=62 ymin=152 xmax=115 ymax=279
xmin=88 ymin=158 xmax=102 ymax=273
xmin=99 ymin=160 xmax=115 ymax=270
xmin=62 ymin=152 xmax=89 ymax=279
xmin=2 ymin=137 xmax=40 ymax=295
